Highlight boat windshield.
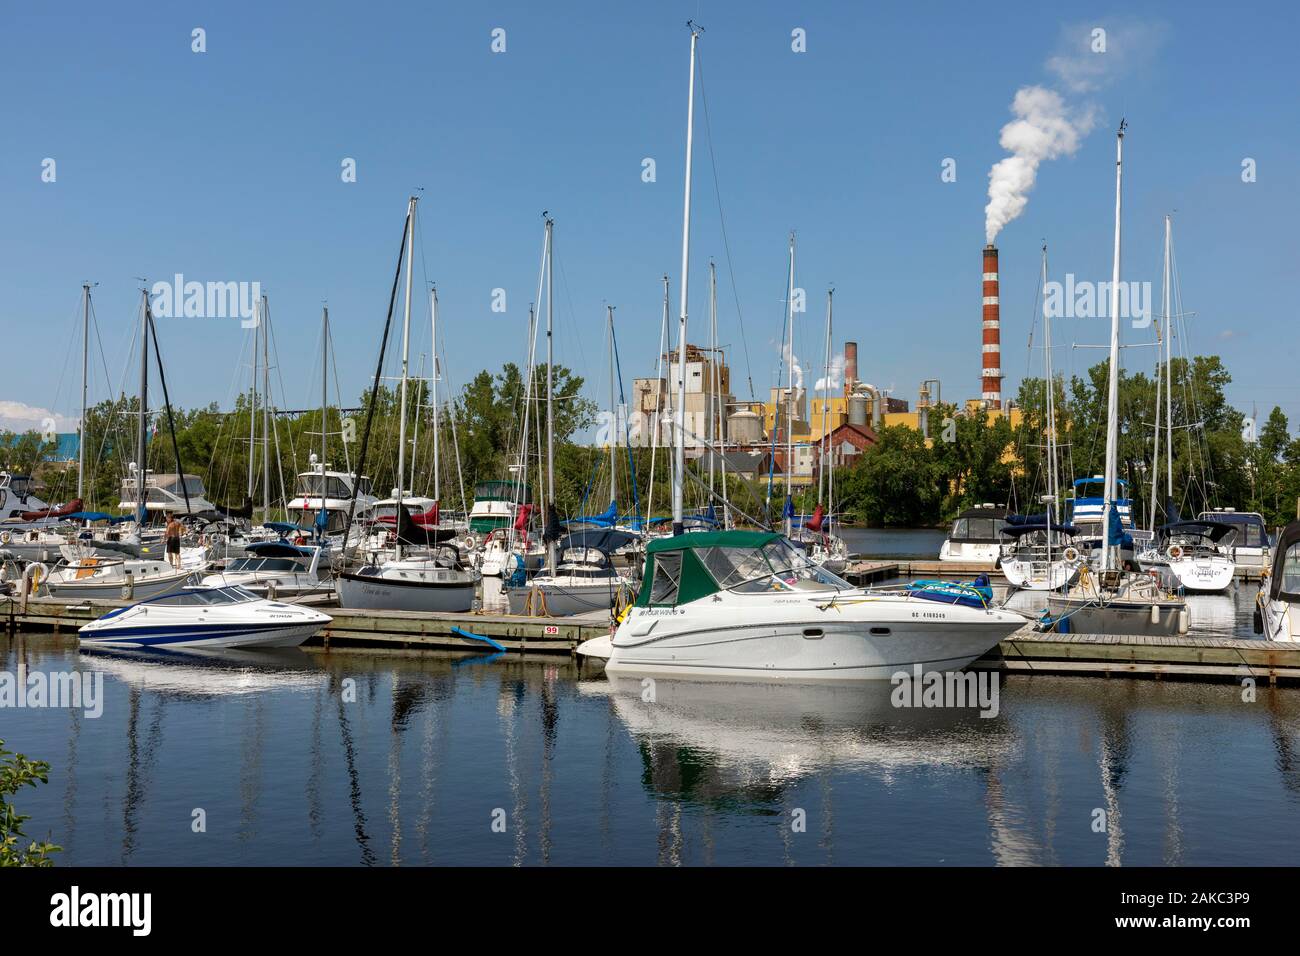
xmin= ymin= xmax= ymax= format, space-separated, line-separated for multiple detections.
xmin=700 ymin=540 xmax=850 ymax=594
xmin=226 ymin=558 xmax=304 ymax=573
xmin=151 ymin=586 xmax=260 ymax=606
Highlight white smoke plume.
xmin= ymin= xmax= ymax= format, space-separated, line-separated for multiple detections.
xmin=815 ymin=353 xmax=845 ymax=393
xmin=777 ymin=339 xmax=804 ymax=391
xmin=984 ymin=86 xmax=1096 ymax=244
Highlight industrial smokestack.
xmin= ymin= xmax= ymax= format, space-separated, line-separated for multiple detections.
xmin=844 ymin=341 xmax=858 ymax=394
xmin=982 ymin=245 xmax=1002 ymax=409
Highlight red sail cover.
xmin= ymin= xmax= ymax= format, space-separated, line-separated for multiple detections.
xmin=513 ymin=503 xmax=535 ymax=531
xmin=806 ymin=504 xmax=825 ymax=532
xmin=21 ymin=498 xmax=83 ymax=522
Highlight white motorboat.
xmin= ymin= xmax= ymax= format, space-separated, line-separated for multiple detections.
xmin=505 ymin=529 xmax=637 ymax=617
xmin=337 ymin=544 xmax=478 ymax=613
xmin=1256 ymin=520 xmax=1300 ymax=641
xmin=581 ymin=530 xmax=1025 ymax=681
xmin=938 ymin=504 xmax=1008 ymax=565
xmin=1200 ymin=509 xmax=1271 ymax=570
xmin=286 ymin=460 xmax=376 ymax=537
xmin=43 ymin=555 xmax=197 ymax=601
xmin=1137 ymin=520 xmax=1236 ymax=593
xmin=118 ymin=471 xmax=216 ymax=517
xmin=78 ymin=585 xmax=330 ymax=649
xmin=199 ymin=539 xmax=331 ymax=601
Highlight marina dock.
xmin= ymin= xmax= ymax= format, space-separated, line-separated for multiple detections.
xmin=6 ymin=593 xmax=1298 ymax=684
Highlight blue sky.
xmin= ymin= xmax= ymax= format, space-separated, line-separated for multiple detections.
xmin=2 ymin=1 xmax=1297 ymax=437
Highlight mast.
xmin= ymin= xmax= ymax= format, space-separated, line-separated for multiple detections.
xmin=135 ymin=288 xmax=150 ymax=524
xmin=261 ymin=294 xmax=271 ymax=517
xmin=78 ymin=283 xmax=90 ymax=501
xmin=431 ymin=285 xmax=441 ymax=506
xmin=646 ymin=276 xmax=669 ymax=524
xmin=819 ymin=286 xmax=832 ymax=506
xmin=1164 ymin=214 xmax=1173 ymax=509
xmin=320 ymin=305 xmax=329 ymax=534
xmin=608 ymin=305 xmax=617 ymax=511
xmin=1150 ymin=232 xmax=1163 ymax=533
xmin=784 ymin=231 xmax=796 ymax=538
xmin=708 ymin=261 xmax=717 ymax=498
xmin=247 ymin=302 xmax=257 ymax=501
xmin=397 ymin=196 xmax=418 ymax=525
xmin=545 ymin=215 xmax=556 ymax=572
xmin=1043 ymin=244 xmax=1058 ymax=559
xmin=1100 ymin=121 xmax=1125 ymax=572
xmin=672 ymin=22 xmax=701 ymax=536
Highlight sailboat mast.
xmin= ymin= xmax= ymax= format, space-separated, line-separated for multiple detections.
xmin=397 ymin=196 xmax=417 ymax=515
xmin=248 ymin=303 xmax=257 ymax=501
xmin=321 ymin=307 xmax=329 ymax=466
xmin=784 ymin=231 xmax=796 ymax=538
xmin=431 ymin=285 xmax=441 ymax=505
xmin=1150 ymin=242 xmax=1163 ymax=533
xmin=1164 ymin=214 xmax=1174 ymax=506
xmin=78 ymin=283 xmax=89 ymax=501
xmin=1043 ymin=245 xmax=1058 ymax=558
xmin=136 ymin=288 xmax=149 ymax=524
xmin=608 ymin=304 xmax=617 ymax=510
xmin=646 ymin=276 xmax=669 ymax=524
xmin=819 ymin=286 xmax=832 ymax=506
xmin=545 ymin=216 xmax=556 ymax=572
xmin=262 ymin=294 xmax=271 ymax=517
xmin=672 ymin=23 xmax=700 ymax=536
xmin=1100 ymin=122 xmax=1125 ymax=571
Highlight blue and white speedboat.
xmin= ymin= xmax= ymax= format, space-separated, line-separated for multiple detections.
xmin=78 ymin=585 xmax=330 ymax=650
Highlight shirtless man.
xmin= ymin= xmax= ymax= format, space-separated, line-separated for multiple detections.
xmin=165 ymin=512 xmax=183 ymax=569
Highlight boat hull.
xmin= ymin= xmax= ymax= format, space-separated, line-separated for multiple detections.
xmin=602 ymin=602 xmax=1024 ymax=682
xmin=46 ymin=571 xmax=195 ymax=602
xmin=1045 ymin=594 xmax=1186 ymax=636
xmin=505 ymin=580 xmax=623 ymax=617
xmin=1002 ymin=557 xmax=1078 ymax=591
xmin=337 ymin=570 xmax=475 ymax=612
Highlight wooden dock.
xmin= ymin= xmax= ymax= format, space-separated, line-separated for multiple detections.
xmin=5 ymin=595 xmax=1297 ymax=684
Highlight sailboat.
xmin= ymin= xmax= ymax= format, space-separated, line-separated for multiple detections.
xmin=1001 ymin=245 xmax=1081 ymax=591
xmin=335 ymin=196 xmax=479 ymax=613
xmin=1132 ymin=216 xmax=1234 ymax=593
xmin=1045 ymin=123 xmax=1188 ymax=636
xmin=581 ymin=24 xmax=1025 ymax=678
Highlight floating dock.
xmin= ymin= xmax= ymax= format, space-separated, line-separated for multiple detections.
xmin=4 ymin=595 xmax=1295 ymax=684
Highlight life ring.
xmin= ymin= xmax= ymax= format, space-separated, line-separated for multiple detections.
xmin=1062 ymin=546 xmax=1080 ymax=563
xmin=463 ymin=535 xmax=478 ymax=552
xmin=1166 ymin=544 xmax=1184 ymax=561
xmin=0 ymin=530 xmax=9 ymax=544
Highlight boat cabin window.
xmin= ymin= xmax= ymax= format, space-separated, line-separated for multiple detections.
xmin=296 ymin=475 xmax=352 ymax=500
xmin=1279 ymin=543 xmax=1300 ymax=598
xmin=148 ymin=586 xmax=258 ymax=607
xmin=648 ymin=552 xmax=682 ymax=605
xmin=228 ymin=557 xmax=303 ymax=573
xmin=951 ymin=517 xmax=1006 ymax=540
xmin=703 ymin=542 xmax=847 ymax=594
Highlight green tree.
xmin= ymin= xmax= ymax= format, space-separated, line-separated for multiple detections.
xmin=0 ymin=739 xmax=60 ymax=867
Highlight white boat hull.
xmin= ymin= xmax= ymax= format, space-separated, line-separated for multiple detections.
xmin=505 ymin=579 xmax=626 ymax=617
xmin=601 ymin=599 xmax=1024 ymax=682
xmin=1002 ymin=557 xmax=1078 ymax=591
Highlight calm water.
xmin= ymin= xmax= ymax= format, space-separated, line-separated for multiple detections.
xmin=4 ymin=582 xmax=1298 ymax=866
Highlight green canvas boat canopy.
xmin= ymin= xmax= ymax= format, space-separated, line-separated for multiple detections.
xmin=636 ymin=530 xmax=833 ymax=608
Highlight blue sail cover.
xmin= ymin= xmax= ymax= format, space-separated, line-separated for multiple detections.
xmin=566 ymin=501 xmax=620 ymax=528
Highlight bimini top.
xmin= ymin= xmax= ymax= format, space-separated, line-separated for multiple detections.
xmin=636 ymin=530 xmax=844 ymax=608
xmin=1000 ymin=522 xmax=1078 ymax=538
xmin=1072 ymin=476 xmax=1130 ymax=498
xmin=1156 ymin=520 xmax=1237 ymax=543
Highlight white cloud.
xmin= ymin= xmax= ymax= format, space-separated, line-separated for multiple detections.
xmin=0 ymin=401 xmax=78 ymax=434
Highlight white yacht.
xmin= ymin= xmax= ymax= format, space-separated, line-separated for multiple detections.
xmin=199 ymin=540 xmax=331 ymax=601
xmin=285 ymin=460 xmax=375 ymax=536
xmin=43 ymin=554 xmax=197 ymax=601
xmin=999 ymin=520 xmax=1082 ymax=591
xmin=78 ymin=585 xmax=330 ymax=649
xmin=938 ymin=504 xmax=1008 ymax=565
xmin=118 ymin=471 xmax=216 ymax=517
xmin=505 ymin=529 xmax=637 ymax=617
xmin=579 ymin=531 xmax=1025 ymax=681
xmin=1137 ymin=520 xmax=1236 ymax=593
xmin=1256 ymin=521 xmax=1300 ymax=641
xmin=337 ymin=543 xmax=478 ymax=613
xmin=1200 ymin=509 xmax=1271 ymax=570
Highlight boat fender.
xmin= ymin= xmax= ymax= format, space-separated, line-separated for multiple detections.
xmin=1177 ymin=608 xmax=1190 ymax=634
xmin=1149 ymin=603 xmax=1160 ymax=625
xmin=1253 ymin=602 xmax=1264 ymax=635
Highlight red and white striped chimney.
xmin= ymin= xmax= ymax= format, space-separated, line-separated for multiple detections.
xmin=981 ymin=244 xmax=1002 ymax=409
